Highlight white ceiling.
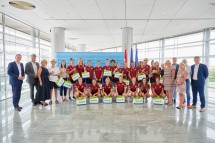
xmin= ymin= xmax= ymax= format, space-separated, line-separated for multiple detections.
xmin=1 ymin=0 xmax=215 ymax=51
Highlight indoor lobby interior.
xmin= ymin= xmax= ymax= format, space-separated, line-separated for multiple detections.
xmin=1 ymin=0 xmax=215 ymax=143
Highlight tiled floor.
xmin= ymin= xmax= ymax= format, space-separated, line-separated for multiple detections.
xmin=0 ymin=88 xmax=215 ymax=143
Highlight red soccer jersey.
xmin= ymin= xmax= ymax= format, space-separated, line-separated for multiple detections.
xmin=103 ymin=66 xmax=112 ymax=71
xmin=110 ymin=66 xmax=116 ymax=72
xmin=114 ymin=68 xmax=124 ymax=73
xmin=75 ymin=82 xmax=86 ymax=92
xmin=152 ymin=83 xmax=164 ymax=95
xmin=129 ymin=67 xmax=137 ymax=79
xmin=85 ymin=66 xmax=94 ymax=79
xmin=94 ymin=67 xmax=103 ymax=80
xmin=152 ymin=67 xmax=161 ymax=80
xmin=76 ymin=64 xmax=85 ymax=77
xmin=139 ymin=83 xmax=150 ymax=94
xmin=115 ymin=81 xmax=126 ymax=94
xmin=138 ymin=67 xmax=146 ymax=74
xmin=89 ymin=84 xmax=100 ymax=94
xmin=143 ymin=65 xmax=150 ymax=75
xmin=114 ymin=68 xmax=124 ymax=79
xmin=122 ymin=67 xmax=129 ymax=79
xmin=67 ymin=65 xmax=76 ymax=81
xmin=129 ymin=82 xmax=138 ymax=92
xmin=102 ymin=83 xmax=112 ymax=94
xmin=103 ymin=66 xmax=112 ymax=78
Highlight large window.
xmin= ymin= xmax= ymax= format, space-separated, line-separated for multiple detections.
xmin=208 ymin=29 xmax=215 ymax=88
xmin=138 ymin=41 xmax=161 ymax=63
xmin=0 ymin=13 xmax=51 ymax=100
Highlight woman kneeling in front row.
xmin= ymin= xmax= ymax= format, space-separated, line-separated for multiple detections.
xmin=114 ymin=76 xmax=127 ymax=97
xmin=87 ymin=79 xmax=101 ymax=97
xmin=151 ymin=77 xmax=166 ymax=98
xmin=102 ymin=77 xmax=113 ymax=97
xmin=74 ymin=77 xmax=87 ymax=98
xmin=127 ymin=77 xmax=138 ymax=98
xmin=139 ymin=78 xmax=150 ymax=102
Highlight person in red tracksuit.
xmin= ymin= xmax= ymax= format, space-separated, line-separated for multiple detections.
xmin=66 ymin=59 xmax=76 ymax=100
xmin=102 ymin=77 xmax=113 ymax=97
xmin=151 ymin=77 xmax=166 ymax=98
xmin=128 ymin=61 xmax=138 ymax=81
xmin=143 ymin=58 xmax=150 ymax=81
xmin=113 ymin=62 xmax=124 ymax=83
xmin=87 ymin=79 xmax=101 ymax=97
xmin=127 ymin=77 xmax=138 ymax=97
xmin=139 ymin=78 xmax=150 ymax=102
xmin=76 ymin=58 xmax=85 ymax=77
xmin=122 ymin=62 xmax=129 ymax=80
xmin=94 ymin=61 xmax=103 ymax=83
xmin=85 ymin=60 xmax=94 ymax=85
xmin=74 ymin=77 xmax=87 ymax=98
xmin=114 ymin=76 xmax=127 ymax=97
xmin=103 ymin=59 xmax=112 ymax=80
xmin=110 ymin=59 xmax=116 ymax=82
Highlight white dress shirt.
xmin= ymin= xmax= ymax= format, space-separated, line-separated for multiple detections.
xmin=31 ymin=62 xmax=37 ymax=74
xmin=193 ymin=64 xmax=199 ymax=80
xmin=48 ymin=67 xmax=60 ymax=82
xmin=16 ymin=62 xmax=22 ymax=77
xmin=186 ymin=65 xmax=191 ymax=79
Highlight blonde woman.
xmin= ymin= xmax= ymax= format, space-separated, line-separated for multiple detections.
xmin=127 ymin=77 xmax=138 ymax=97
xmin=37 ymin=59 xmax=50 ymax=106
xmin=150 ymin=61 xmax=161 ymax=83
xmin=76 ymin=58 xmax=85 ymax=77
xmin=175 ymin=63 xmax=187 ymax=109
xmin=163 ymin=60 xmax=175 ymax=105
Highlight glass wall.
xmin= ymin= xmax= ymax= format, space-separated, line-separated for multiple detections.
xmin=90 ymin=29 xmax=215 ymax=89
xmin=0 ymin=12 xmax=51 ymax=100
xmin=208 ymin=29 xmax=215 ymax=88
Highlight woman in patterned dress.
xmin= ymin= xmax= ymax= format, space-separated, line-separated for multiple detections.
xmin=175 ymin=63 xmax=187 ymax=109
xmin=163 ymin=60 xmax=175 ymax=105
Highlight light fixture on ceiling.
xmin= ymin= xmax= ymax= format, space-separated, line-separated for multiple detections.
xmin=9 ymin=1 xmax=35 ymax=10
xmin=209 ymin=2 xmax=215 ymax=6
xmin=68 ymin=38 xmax=79 ymax=40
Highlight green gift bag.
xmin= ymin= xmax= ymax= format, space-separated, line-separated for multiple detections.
xmin=55 ymin=77 xmax=65 ymax=87
xmin=63 ymin=81 xmax=72 ymax=88
xmin=72 ymin=73 xmax=80 ymax=81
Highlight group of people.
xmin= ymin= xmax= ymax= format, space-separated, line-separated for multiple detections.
xmin=7 ymin=54 xmax=208 ymax=112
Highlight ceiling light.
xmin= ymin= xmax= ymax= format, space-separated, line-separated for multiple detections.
xmin=68 ymin=38 xmax=79 ymax=40
xmin=9 ymin=1 xmax=35 ymax=10
xmin=209 ymin=2 xmax=215 ymax=6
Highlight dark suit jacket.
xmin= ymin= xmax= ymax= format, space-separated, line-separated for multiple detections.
xmin=191 ymin=63 xmax=208 ymax=86
xmin=25 ymin=62 xmax=39 ymax=84
xmin=7 ymin=61 xmax=25 ymax=86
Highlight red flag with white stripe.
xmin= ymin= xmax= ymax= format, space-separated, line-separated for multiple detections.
xmin=124 ymin=49 xmax=128 ymax=63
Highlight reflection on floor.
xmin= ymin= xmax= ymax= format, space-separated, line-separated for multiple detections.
xmin=0 ymin=88 xmax=215 ymax=143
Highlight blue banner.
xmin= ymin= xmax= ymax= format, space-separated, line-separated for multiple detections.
xmin=56 ymin=52 xmax=124 ymax=67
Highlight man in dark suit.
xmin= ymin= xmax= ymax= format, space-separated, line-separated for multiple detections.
xmin=189 ymin=56 xmax=208 ymax=112
xmin=7 ymin=54 xmax=25 ymax=111
xmin=25 ymin=54 xmax=40 ymax=106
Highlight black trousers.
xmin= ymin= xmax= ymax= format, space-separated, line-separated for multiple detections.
xmin=60 ymin=78 xmax=68 ymax=96
xmin=29 ymin=80 xmax=39 ymax=103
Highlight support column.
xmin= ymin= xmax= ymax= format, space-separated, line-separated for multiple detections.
xmin=203 ymin=28 xmax=210 ymax=65
xmin=51 ymin=27 xmax=65 ymax=59
xmin=31 ymin=28 xmax=36 ymax=49
xmin=78 ymin=44 xmax=86 ymax=52
xmin=203 ymin=28 xmax=210 ymax=106
xmin=122 ymin=27 xmax=133 ymax=67
xmin=161 ymin=38 xmax=165 ymax=64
